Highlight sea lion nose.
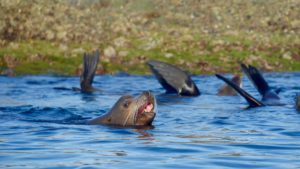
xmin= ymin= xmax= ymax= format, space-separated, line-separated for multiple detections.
xmin=141 ymin=91 xmax=152 ymax=102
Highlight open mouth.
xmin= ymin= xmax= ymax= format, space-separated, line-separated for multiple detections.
xmin=138 ymin=102 xmax=154 ymax=114
xmin=136 ymin=91 xmax=156 ymax=116
xmin=132 ymin=91 xmax=156 ymax=126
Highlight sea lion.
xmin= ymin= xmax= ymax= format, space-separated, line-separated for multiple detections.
xmin=215 ymin=63 xmax=284 ymax=108
xmin=147 ymin=60 xmax=200 ymax=96
xmin=240 ymin=63 xmax=281 ymax=105
xmin=88 ymin=91 xmax=156 ymax=127
xmin=217 ymin=74 xmax=242 ymax=96
xmin=216 ymin=74 xmax=264 ymax=108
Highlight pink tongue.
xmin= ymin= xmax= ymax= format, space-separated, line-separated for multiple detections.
xmin=145 ymin=103 xmax=153 ymax=112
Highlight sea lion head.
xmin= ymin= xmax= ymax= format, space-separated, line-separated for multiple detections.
xmin=232 ymin=75 xmax=242 ymax=87
xmin=114 ymin=91 xmax=156 ymax=126
xmin=217 ymin=74 xmax=242 ymax=96
xmin=98 ymin=91 xmax=157 ymax=127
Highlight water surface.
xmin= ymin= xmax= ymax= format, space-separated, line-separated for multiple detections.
xmin=1 ymin=73 xmax=300 ymax=169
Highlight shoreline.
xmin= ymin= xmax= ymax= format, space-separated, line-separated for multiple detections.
xmin=1 ymin=1 xmax=299 ymax=76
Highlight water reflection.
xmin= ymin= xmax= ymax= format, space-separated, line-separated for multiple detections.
xmin=81 ymin=93 xmax=98 ymax=102
xmin=134 ymin=128 xmax=155 ymax=142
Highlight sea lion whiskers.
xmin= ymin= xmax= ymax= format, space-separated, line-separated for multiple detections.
xmin=133 ymin=99 xmax=143 ymax=124
xmin=122 ymin=108 xmax=132 ymax=126
xmin=129 ymin=97 xmax=147 ymax=125
xmin=122 ymin=95 xmax=147 ymax=126
xmin=122 ymin=99 xmax=140 ymax=126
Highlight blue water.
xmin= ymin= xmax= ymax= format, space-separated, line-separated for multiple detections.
xmin=1 ymin=73 xmax=300 ymax=169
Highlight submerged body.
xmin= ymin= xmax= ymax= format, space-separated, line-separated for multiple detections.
xmin=88 ymin=91 xmax=156 ymax=127
xmin=217 ymin=75 xmax=242 ymax=96
xmin=147 ymin=60 xmax=200 ymax=96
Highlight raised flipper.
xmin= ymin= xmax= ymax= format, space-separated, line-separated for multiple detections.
xmin=296 ymin=94 xmax=300 ymax=111
xmin=240 ymin=63 xmax=270 ymax=96
xmin=80 ymin=49 xmax=100 ymax=93
xmin=215 ymin=74 xmax=264 ymax=108
xmin=217 ymin=74 xmax=242 ymax=96
xmin=241 ymin=63 xmax=281 ymax=102
xmin=147 ymin=60 xmax=200 ymax=96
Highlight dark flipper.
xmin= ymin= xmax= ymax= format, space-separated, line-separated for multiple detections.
xmin=147 ymin=61 xmax=178 ymax=93
xmin=240 ymin=63 xmax=270 ymax=96
xmin=147 ymin=60 xmax=200 ymax=96
xmin=215 ymin=74 xmax=264 ymax=108
xmin=80 ymin=49 xmax=100 ymax=93
xmin=296 ymin=94 xmax=300 ymax=111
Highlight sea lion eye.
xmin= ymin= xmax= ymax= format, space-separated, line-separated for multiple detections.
xmin=123 ymin=101 xmax=129 ymax=108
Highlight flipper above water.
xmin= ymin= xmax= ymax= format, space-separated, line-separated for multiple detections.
xmin=215 ymin=74 xmax=264 ymax=108
xmin=240 ymin=63 xmax=280 ymax=101
xmin=147 ymin=60 xmax=200 ymax=96
xmin=240 ymin=63 xmax=269 ymax=96
xmin=80 ymin=49 xmax=100 ymax=93
xmin=296 ymin=94 xmax=300 ymax=111
xmin=217 ymin=74 xmax=242 ymax=96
